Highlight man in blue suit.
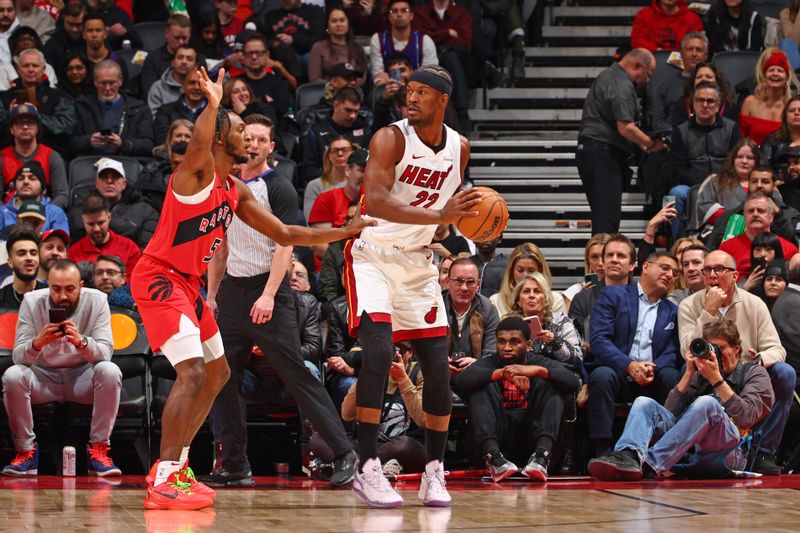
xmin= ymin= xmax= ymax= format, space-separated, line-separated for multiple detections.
xmin=588 ymin=251 xmax=682 ymax=457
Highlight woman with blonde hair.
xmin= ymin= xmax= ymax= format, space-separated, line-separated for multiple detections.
xmin=739 ymin=47 xmax=800 ymax=145
xmin=509 ymin=273 xmax=583 ymax=367
xmin=491 ymin=243 xmax=565 ymax=317
xmin=303 ymin=136 xmax=355 ymax=220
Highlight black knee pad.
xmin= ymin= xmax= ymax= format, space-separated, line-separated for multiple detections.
xmin=410 ymin=337 xmax=452 ymax=417
xmin=355 ymin=314 xmax=395 ymax=410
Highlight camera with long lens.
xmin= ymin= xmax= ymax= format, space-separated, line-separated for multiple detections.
xmin=689 ymin=338 xmax=721 ymax=361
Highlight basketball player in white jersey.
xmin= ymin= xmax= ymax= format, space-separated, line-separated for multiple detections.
xmin=346 ymin=65 xmax=482 ymax=508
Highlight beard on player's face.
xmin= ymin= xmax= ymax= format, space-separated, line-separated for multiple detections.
xmin=225 ymin=138 xmax=250 ymax=164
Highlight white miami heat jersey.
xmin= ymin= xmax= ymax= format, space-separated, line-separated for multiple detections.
xmin=361 ymin=118 xmax=462 ymax=250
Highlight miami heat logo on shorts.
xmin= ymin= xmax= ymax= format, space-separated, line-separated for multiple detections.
xmin=424 ymin=306 xmax=438 ymax=324
xmin=148 ymin=275 xmax=174 ymax=302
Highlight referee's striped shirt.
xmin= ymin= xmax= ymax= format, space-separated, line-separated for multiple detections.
xmin=225 ymin=169 xmax=299 ymax=277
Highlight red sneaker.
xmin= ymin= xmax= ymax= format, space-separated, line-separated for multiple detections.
xmin=178 ymin=464 xmax=217 ymax=501
xmin=144 ymin=470 xmax=213 ymax=510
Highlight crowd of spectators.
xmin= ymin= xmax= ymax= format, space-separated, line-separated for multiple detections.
xmin=4 ymin=0 xmax=800 ymax=484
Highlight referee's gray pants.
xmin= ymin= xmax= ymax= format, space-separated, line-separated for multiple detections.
xmin=215 ymin=273 xmax=352 ymax=473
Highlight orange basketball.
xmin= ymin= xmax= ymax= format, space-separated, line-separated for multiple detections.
xmin=456 ymin=186 xmax=509 ymax=243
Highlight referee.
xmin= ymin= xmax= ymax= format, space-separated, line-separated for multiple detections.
xmin=202 ymin=114 xmax=356 ymax=486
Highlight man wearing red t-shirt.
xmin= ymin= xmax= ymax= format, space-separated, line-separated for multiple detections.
xmin=719 ymin=191 xmax=798 ymax=275
xmin=308 ymin=149 xmax=366 ymax=260
xmin=68 ymin=193 xmax=141 ymax=282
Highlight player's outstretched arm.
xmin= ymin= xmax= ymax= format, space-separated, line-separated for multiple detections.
xmin=364 ymin=127 xmax=482 ymax=224
xmin=173 ymin=67 xmax=224 ymax=196
xmin=234 ymin=180 xmax=374 ymax=246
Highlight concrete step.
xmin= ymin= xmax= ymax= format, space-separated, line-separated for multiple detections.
xmin=485 ymin=88 xmax=589 ymax=100
xmin=522 ymin=66 xmax=605 ymax=78
xmin=471 ymin=139 xmax=577 ymax=149
xmin=502 ymin=192 xmax=645 ymax=205
xmin=470 ymin=166 xmax=579 ymax=178
xmin=541 ymin=26 xmax=631 ymax=38
xmin=552 ymin=6 xmax=640 ymax=17
xmin=523 ymin=46 xmax=617 ymax=57
xmin=469 ymin=109 xmax=582 ymax=122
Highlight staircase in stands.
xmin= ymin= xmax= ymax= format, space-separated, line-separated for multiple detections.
xmin=468 ymin=0 xmax=650 ymax=288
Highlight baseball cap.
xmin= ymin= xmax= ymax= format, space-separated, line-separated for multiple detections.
xmin=10 ymin=103 xmax=39 ymax=123
xmin=41 ymin=228 xmax=70 ymax=246
xmin=95 ymin=157 xmax=126 ymax=179
xmin=17 ymin=199 xmax=46 ymax=221
xmin=328 ymin=62 xmax=362 ymax=79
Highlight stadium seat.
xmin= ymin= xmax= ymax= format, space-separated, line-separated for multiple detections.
xmin=295 ymin=81 xmax=326 ymax=111
xmin=115 ymin=48 xmax=144 ymax=98
xmin=713 ymin=51 xmax=760 ymax=94
xmin=273 ymin=153 xmax=299 ymax=190
xmin=644 ymin=50 xmax=678 ymax=131
xmin=134 ymin=21 xmax=166 ymax=52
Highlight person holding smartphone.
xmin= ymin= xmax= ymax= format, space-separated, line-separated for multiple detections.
xmin=2 ymin=258 xmax=122 ymax=477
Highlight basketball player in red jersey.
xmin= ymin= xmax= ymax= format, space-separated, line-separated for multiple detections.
xmin=131 ymin=68 xmax=372 ymax=511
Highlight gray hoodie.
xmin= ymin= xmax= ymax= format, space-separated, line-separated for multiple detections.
xmin=147 ymin=67 xmax=184 ymax=116
xmin=13 ymin=287 xmax=113 ymax=368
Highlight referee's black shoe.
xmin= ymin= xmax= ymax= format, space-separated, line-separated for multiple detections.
xmin=330 ymin=450 xmax=357 ymax=486
xmin=196 ymin=468 xmax=255 ymax=487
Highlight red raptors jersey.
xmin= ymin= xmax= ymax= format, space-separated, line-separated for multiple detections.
xmin=142 ymin=171 xmax=240 ymax=277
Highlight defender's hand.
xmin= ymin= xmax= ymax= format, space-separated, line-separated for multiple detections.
xmin=342 ymin=209 xmax=376 ymax=235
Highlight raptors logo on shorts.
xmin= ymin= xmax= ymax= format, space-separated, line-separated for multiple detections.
xmin=148 ymin=275 xmax=174 ymax=302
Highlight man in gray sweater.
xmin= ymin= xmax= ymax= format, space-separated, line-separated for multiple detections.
xmin=3 ymin=258 xmax=122 ymax=476
xmin=588 ymin=319 xmax=774 ymax=480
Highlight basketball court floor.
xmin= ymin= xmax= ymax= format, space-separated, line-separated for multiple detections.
xmin=3 ymin=474 xmax=799 ymax=532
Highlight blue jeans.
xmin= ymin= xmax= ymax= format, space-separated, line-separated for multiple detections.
xmin=759 ymin=362 xmax=797 ymax=455
xmin=615 ymin=396 xmax=744 ymax=475
xmin=669 ymin=184 xmax=690 ymax=239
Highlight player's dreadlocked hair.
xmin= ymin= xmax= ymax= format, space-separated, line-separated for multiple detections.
xmin=215 ymin=107 xmax=232 ymax=143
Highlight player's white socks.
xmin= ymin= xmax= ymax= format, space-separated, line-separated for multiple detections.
xmin=179 ymin=446 xmax=190 ymax=468
xmin=154 ymin=460 xmax=182 ymax=486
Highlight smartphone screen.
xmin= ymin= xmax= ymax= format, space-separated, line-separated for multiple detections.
xmin=524 ymin=315 xmax=542 ymax=338
xmin=49 ymin=308 xmax=67 ymax=325
xmin=662 ymin=195 xmax=676 ymax=208
xmin=584 ymin=273 xmax=598 ymax=285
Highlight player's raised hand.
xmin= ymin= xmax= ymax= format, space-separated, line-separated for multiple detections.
xmin=198 ymin=67 xmax=225 ymax=108
xmin=440 ymin=189 xmax=482 ymax=223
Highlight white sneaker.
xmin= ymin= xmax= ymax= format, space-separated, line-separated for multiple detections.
xmin=418 ymin=460 xmax=451 ymax=507
xmin=352 ymin=458 xmax=404 ymax=509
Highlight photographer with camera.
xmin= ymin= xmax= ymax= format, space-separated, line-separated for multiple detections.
xmin=3 ymin=258 xmax=122 ymax=476
xmin=679 ymin=249 xmax=793 ymax=474
xmin=589 ymin=319 xmax=774 ymax=480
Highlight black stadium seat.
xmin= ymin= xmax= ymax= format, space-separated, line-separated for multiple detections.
xmin=295 ymin=81 xmax=326 ymax=111
xmin=134 ymin=21 xmax=167 ymax=52
xmin=713 ymin=51 xmax=760 ymax=94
